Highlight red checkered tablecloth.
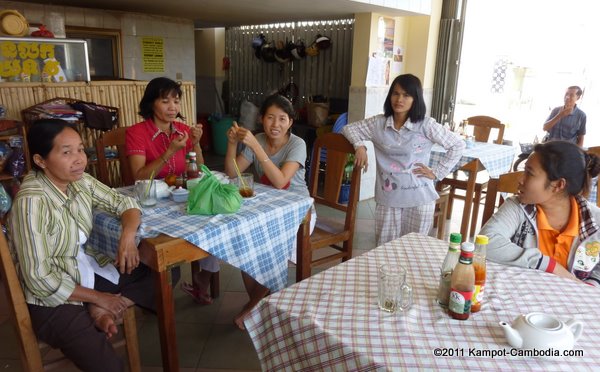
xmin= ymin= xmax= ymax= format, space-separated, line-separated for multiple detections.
xmin=245 ymin=233 xmax=600 ymax=371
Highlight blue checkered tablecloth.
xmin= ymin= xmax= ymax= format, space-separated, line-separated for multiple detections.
xmin=431 ymin=142 xmax=516 ymax=178
xmin=87 ymin=184 xmax=313 ymax=292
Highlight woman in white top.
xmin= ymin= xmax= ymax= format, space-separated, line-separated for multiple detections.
xmin=342 ymin=74 xmax=465 ymax=245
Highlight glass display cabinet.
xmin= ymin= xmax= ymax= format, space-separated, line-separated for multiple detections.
xmin=0 ymin=36 xmax=90 ymax=83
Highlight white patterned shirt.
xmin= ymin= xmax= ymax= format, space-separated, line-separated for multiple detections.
xmin=342 ymin=114 xmax=465 ymax=208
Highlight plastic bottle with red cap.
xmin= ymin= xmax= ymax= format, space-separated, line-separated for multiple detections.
xmin=448 ymin=242 xmax=475 ymax=320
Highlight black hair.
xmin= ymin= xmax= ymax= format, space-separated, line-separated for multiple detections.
xmin=138 ymin=77 xmax=184 ymax=120
xmin=567 ymin=85 xmax=583 ymax=98
xmin=27 ymin=119 xmax=78 ymax=171
xmin=259 ymin=94 xmax=295 ymax=119
xmin=383 ymin=74 xmax=426 ymax=122
xmin=533 ymin=140 xmax=600 ymax=197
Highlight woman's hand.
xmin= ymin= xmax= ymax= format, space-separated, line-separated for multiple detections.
xmin=227 ymin=122 xmax=239 ymax=144
xmin=354 ymin=146 xmax=368 ymax=172
xmin=115 ymin=233 xmax=139 ymax=275
xmin=413 ymin=163 xmax=435 ymax=180
xmin=190 ymin=124 xmax=203 ymax=145
xmin=234 ymin=124 xmax=260 ymax=151
xmin=168 ymin=130 xmax=189 ymax=153
xmin=552 ymin=263 xmax=579 ymax=282
xmin=95 ymin=292 xmax=129 ymax=317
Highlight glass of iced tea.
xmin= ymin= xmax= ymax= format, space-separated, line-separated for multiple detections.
xmin=236 ymin=173 xmax=254 ymax=198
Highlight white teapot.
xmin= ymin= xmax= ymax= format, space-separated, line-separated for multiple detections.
xmin=500 ymin=312 xmax=583 ymax=351
xmin=154 ymin=179 xmax=171 ymax=199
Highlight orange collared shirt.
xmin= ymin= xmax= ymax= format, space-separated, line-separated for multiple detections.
xmin=536 ymin=197 xmax=579 ymax=268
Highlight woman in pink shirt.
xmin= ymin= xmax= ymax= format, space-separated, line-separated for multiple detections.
xmin=126 ymin=77 xmax=217 ymax=304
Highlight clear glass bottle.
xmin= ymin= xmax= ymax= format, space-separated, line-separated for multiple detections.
xmin=436 ymin=232 xmax=462 ymax=308
xmin=448 ymin=242 xmax=475 ymax=320
xmin=471 ymin=234 xmax=488 ymax=313
xmin=186 ymin=151 xmax=199 ymax=180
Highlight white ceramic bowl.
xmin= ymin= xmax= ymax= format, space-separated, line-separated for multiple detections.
xmin=171 ymin=187 xmax=189 ymax=203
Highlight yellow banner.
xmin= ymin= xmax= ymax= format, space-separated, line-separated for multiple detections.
xmin=0 ymin=40 xmax=61 ymax=81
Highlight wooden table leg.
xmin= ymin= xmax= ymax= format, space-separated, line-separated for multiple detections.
xmin=153 ymin=268 xmax=179 ymax=372
xmin=295 ymin=210 xmax=312 ymax=282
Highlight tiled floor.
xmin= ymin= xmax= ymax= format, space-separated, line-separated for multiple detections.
xmin=0 ymin=153 xmax=473 ymax=371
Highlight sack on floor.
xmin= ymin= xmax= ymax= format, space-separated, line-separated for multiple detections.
xmin=187 ymin=165 xmax=242 ymax=215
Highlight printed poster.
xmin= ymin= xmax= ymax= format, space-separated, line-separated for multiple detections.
xmin=142 ymin=37 xmax=165 ymax=72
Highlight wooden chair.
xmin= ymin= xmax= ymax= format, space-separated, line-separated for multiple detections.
xmin=433 ymin=185 xmax=450 ymax=240
xmin=481 ymin=171 xmax=523 ymax=226
xmin=588 ymin=146 xmax=600 ymax=207
xmin=296 ymin=133 xmax=361 ymax=281
xmin=439 ymin=115 xmax=506 ymax=238
xmin=95 ymin=127 xmax=134 ymax=188
xmin=95 ymin=127 xmax=220 ymax=297
xmin=0 ymin=230 xmax=141 ymax=371
xmin=466 ymin=115 xmax=505 ymax=144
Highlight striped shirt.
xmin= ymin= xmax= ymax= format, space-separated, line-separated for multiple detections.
xmin=7 ymin=171 xmax=140 ymax=307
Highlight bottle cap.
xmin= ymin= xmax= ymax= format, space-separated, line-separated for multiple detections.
xmin=475 ymin=235 xmax=489 ymax=245
xmin=188 ymin=151 xmax=196 ymax=157
xmin=460 ymin=242 xmax=474 ymax=252
xmin=449 ymin=232 xmax=462 ymax=243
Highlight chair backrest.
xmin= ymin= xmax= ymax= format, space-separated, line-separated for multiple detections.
xmin=0 ymin=231 xmax=45 ymax=371
xmin=481 ymin=171 xmax=523 ymax=226
xmin=467 ymin=116 xmax=505 ymax=144
xmin=588 ymin=146 xmax=600 ymax=207
xmin=309 ymin=132 xmax=361 ymax=218
xmin=95 ymin=127 xmax=134 ymax=187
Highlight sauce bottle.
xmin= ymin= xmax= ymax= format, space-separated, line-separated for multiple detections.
xmin=471 ymin=235 xmax=488 ymax=313
xmin=448 ymin=242 xmax=475 ymax=320
xmin=436 ymin=232 xmax=462 ymax=308
xmin=186 ymin=151 xmax=199 ymax=180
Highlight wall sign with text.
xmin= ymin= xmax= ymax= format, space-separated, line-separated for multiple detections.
xmin=0 ymin=37 xmax=90 ymax=82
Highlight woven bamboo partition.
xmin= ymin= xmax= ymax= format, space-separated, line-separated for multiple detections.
xmin=0 ymin=81 xmax=196 ymax=184
xmin=0 ymin=81 xmax=196 ymax=128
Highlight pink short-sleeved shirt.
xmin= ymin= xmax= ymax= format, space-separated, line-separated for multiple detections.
xmin=125 ymin=118 xmax=193 ymax=179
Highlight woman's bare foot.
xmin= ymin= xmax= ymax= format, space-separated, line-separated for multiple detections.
xmin=95 ymin=313 xmax=119 ymax=338
xmin=89 ymin=304 xmax=118 ymax=338
xmin=234 ymin=272 xmax=270 ymax=331
xmin=234 ymin=303 xmax=252 ymax=330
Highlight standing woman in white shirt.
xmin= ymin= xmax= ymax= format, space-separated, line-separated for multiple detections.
xmin=342 ymin=74 xmax=465 ymax=245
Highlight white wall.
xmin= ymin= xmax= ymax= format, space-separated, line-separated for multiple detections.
xmin=1 ymin=1 xmax=196 ymax=81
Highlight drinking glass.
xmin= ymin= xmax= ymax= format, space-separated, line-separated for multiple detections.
xmin=134 ymin=179 xmax=157 ymax=207
xmin=378 ymin=264 xmax=413 ymax=313
xmin=235 ymin=173 xmax=254 ymax=198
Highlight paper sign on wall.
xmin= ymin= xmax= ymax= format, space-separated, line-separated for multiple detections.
xmin=142 ymin=37 xmax=165 ymax=73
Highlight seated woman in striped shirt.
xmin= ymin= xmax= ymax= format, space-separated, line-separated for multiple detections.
xmin=8 ymin=119 xmax=155 ymax=372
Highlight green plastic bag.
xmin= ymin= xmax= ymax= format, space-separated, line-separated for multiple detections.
xmin=187 ymin=165 xmax=242 ymax=215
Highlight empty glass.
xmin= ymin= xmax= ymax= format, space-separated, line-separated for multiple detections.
xmin=134 ymin=179 xmax=157 ymax=207
xmin=377 ymin=264 xmax=413 ymax=313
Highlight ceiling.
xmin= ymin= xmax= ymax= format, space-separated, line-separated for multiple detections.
xmin=18 ymin=0 xmax=423 ymax=27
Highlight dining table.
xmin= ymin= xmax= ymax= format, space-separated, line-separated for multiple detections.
xmin=430 ymin=141 xmax=516 ymax=239
xmin=245 ymin=232 xmax=600 ymax=371
xmin=87 ymin=183 xmax=313 ymax=371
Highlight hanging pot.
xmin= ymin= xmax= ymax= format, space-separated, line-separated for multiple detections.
xmin=260 ymin=41 xmax=277 ymax=63
xmin=290 ymin=40 xmax=306 ymax=60
xmin=274 ymin=40 xmax=291 ymax=63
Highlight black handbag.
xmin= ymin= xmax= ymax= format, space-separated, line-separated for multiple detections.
xmin=70 ymin=101 xmax=118 ymax=131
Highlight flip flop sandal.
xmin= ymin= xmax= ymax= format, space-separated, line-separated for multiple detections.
xmin=180 ymin=282 xmax=213 ymax=305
